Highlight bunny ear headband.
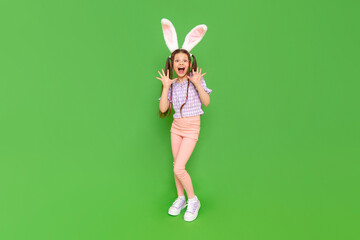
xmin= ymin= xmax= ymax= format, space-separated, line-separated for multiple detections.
xmin=161 ymin=18 xmax=207 ymax=58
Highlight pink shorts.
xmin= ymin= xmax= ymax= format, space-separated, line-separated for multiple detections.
xmin=170 ymin=115 xmax=201 ymax=142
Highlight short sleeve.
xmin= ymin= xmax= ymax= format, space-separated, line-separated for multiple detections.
xmin=200 ymin=77 xmax=212 ymax=95
xmin=158 ymin=87 xmax=172 ymax=102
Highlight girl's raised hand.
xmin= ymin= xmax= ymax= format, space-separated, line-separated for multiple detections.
xmin=188 ymin=67 xmax=206 ymax=86
xmin=156 ymin=69 xmax=178 ymax=88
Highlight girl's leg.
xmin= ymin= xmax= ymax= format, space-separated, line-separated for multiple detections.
xmin=171 ymin=132 xmax=185 ymax=197
xmin=173 ymin=137 xmax=197 ymax=199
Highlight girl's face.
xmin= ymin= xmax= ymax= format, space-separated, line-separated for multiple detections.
xmin=173 ymin=53 xmax=190 ymax=78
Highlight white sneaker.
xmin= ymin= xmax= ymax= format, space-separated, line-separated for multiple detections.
xmin=168 ymin=197 xmax=187 ymax=216
xmin=184 ymin=196 xmax=201 ymax=222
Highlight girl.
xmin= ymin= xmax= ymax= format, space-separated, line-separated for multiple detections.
xmin=156 ymin=19 xmax=212 ymax=222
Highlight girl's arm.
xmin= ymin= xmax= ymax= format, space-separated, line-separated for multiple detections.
xmin=156 ymin=69 xmax=177 ymax=113
xmin=159 ymin=86 xmax=171 ymax=113
xmin=194 ymin=83 xmax=210 ymax=107
xmin=188 ymin=68 xmax=210 ymax=107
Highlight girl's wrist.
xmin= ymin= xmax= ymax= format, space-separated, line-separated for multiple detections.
xmin=194 ymin=82 xmax=202 ymax=89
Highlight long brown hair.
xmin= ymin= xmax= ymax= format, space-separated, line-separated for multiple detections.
xmin=159 ymin=49 xmax=198 ymax=118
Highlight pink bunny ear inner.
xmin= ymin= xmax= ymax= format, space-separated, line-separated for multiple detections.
xmin=162 ymin=24 xmax=174 ymax=46
xmin=161 ymin=19 xmax=179 ymax=53
xmin=186 ymin=28 xmax=205 ymax=45
xmin=182 ymin=24 xmax=207 ymax=52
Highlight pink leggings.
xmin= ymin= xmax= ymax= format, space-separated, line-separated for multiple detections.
xmin=170 ymin=115 xmax=200 ymax=199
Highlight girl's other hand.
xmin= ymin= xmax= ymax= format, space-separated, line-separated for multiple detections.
xmin=156 ymin=69 xmax=178 ymax=88
xmin=188 ymin=67 xmax=206 ymax=86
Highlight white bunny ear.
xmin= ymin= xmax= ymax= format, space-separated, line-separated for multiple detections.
xmin=182 ymin=24 xmax=207 ymax=52
xmin=161 ymin=18 xmax=179 ymax=53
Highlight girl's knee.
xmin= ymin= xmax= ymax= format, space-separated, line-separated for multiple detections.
xmin=174 ymin=166 xmax=186 ymax=178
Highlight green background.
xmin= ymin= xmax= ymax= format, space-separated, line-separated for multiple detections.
xmin=0 ymin=0 xmax=359 ymax=239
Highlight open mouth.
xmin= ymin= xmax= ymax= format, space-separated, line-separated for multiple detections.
xmin=178 ymin=67 xmax=185 ymax=75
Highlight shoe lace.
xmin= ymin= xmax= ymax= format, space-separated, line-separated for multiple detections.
xmin=186 ymin=200 xmax=198 ymax=214
xmin=172 ymin=198 xmax=185 ymax=209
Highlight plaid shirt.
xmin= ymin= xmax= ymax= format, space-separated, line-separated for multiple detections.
xmin=158 ymin=75 xmax=212 ymax=118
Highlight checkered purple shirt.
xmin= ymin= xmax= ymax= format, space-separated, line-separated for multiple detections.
xmin=158 ymin=75 xmax=212 ymax=118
